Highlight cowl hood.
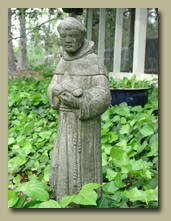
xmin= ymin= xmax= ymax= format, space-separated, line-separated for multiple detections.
xmin=60 ymin=39 xmax=95 ymax=61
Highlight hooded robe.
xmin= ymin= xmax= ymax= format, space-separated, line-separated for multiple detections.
xmin=47 ymin=39 xmax=111 ymax=203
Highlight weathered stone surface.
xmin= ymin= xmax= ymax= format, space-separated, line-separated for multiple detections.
xmin=47 ymin=17 xmax=111 ymax=203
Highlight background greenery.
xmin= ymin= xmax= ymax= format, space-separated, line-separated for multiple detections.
xmin=8 ymin=76 xmax=158 ymax=208
xmin=8 ymin=8 xmax=158 ymax=208
xmin=10 ymin=8 xmax=158 ymax=73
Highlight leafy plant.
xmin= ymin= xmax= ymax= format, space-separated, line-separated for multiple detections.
xmin=8 ymin=77 xmax=158 ymax=208
xmin=100 ymin=97 xmax=158 ymax=208
xmin=8 ymin=77 xmax=58 ymax=184
xmin=110 ymin=74 xmax=158 ymax=89
xmin=8 ymin=180 xmax=101 ymax=208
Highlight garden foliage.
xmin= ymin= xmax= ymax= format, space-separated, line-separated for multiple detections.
xmin=110 ymin=74 xmax=158 ymax=89
xmin=8 ymin=77 xmax=158 ymax=208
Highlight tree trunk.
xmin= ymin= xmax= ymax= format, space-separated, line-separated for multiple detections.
xmin=45 ymin=9 xmax=51 ymax=57
xmin=17 ymin=8 xmax=30 ymax=71
xmin=8 ymin=8 xmax=18 ymax=75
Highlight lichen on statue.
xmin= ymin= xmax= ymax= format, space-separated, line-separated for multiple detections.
xmin=47 ymin=17 xmax=111 ymax=203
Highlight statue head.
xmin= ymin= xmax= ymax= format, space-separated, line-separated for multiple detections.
xmin=57 ymin=17 xmax=87 ymax=53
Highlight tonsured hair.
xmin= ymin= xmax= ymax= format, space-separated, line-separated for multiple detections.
xmin=57 ymin=17 xmax=87 ymax=36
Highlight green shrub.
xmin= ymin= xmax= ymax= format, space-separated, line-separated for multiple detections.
xmin=8 ymin=78 xmax=158 ymax=208
xmin=110 ymin=74 xmax=158 ymax=89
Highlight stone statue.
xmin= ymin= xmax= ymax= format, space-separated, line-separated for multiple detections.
xmin=47 ymin=17 xmax=111 ymax=203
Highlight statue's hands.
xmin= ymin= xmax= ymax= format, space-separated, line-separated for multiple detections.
xmin=62 ymin=72 xmax=83 ymax=97
xmin=53 ymin=84 xmax=64 ymax=97
xmin=58 ymin=91 xmax=80 ymax=108
xmin=52 ymin=73 xmax=82 ymax=108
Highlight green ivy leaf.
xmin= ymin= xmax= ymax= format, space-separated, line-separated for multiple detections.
xmin=144 ymin=103 xmax=153 ymax=109
xmin=125 ymin=187 xmax=142 ymax=199
xmin=96 ymin=195 xmax=109 ymax=208
xmin=13 ymin=194 xmax=27 ymax=208
xmin=130 ymin=195 xmax=148 ymax=204
xmin=149 ymin=133 xmax=158 ymax=146
xmin=102 ymin=144 xmax=112 ymax=155
xmin=16 ymin=134 xmax=26 ymax=144
xmin=101 ymin=109 xmax=111 ymax=121
xmin=140 ymin=170 xmax=152 ymax=179
xmin=116 ymin=139 xmax=127 ymax=148
xmin=9 ymin=144 xmax=20 ymax=150
xmin=15 ymin=149 xmax=33 ymax=158
xmin=81 ymin=183 xmax=101 ymax=192
xmin=130 ymin=159 xmax=143 ymax=171
xmin=147 ymin=178 xmax=158 ymax=190
xmin=112 ymin=115 xmax=120 ymax=122
xmin=106 ymin=169 xmax=117 ymax=181
xmin=102 ymin=119 xmax=113 ymax=129
xmin=113 ymin=152 xmax=130 ymax=166
xmin=128 ymin=150 xmax=137 ymax=158
xmin=42 ymin=165 xmax=50 ymax=182
xmin=146 ymin=187 xmax=158 ymax=202
xmin=24 ymin=120 xmax=35 ymax=134
xmin=13 ymin=174 xmax=21 ymax=186
xmin=121 ymin=163 xmax=132 ymax=173
xmin=130 ymin=119 xmax=137 ymax=126
xmin=131 ymin=106 xmax=143 ymax=113
xmin=147 ymin=141 xmax=158 ymax=157
xmin=120 ymin=124 xmax=130 ymax=134
xmin=60 ymin=183 xmax=101 ymax=207
xmin=8 ymin=137 xmax=16 ymax=146
xmin=22 ymin=139 xmax=33 ymax=149
xmin=8 ymin=99 xmax=16 ymax=107
xmin=114 ymin=172 xmax=122 ymax=188
xmin=8 ymin=173 xmax=14 ymax=181
xmin=136 ymin=140 xmax=148 ymax=154
xmin=8 ymin=190 xmax=19 ymax=208
xmin=15 ymin=180 xmax=50 ymax=202
xmin=101 ymin=128 xmax=109 ymax=136
xmin=114 ymin=105 xmax=131 ymax=117
xmin=102 ymin=181 xmax=119 ymax=194
xmin=128 ymin=187 xmax=158 ymax=205
xmin=110 ymin=146 xmax=126 ymax=160
xmin=138 ymin=113 xmax=149 ymax=121
xmin=126 ymin=186 xmax=158 ymax=205
xmin=8 ymin=156 xmax=27 ymax=172
xmin=140 ymin=124 xmax=154 ymax=137
xmin=24 ymin=200 xmax=42 ymax=208
xmin=32 ymin=161 xmax=39 ymax=171
xmin=120 ymin=117 xmax=127 ymax=124
xmin=102 ymin=153 xmax=108 ymax=166
xmin=40 ymin=154 xmax=49 ymax=164
xmin=20 ymin=116 xmax=31 ymax=122
xmin=109 ymin=132 xmax=118 ymax=143
xmin=39 ymin=131 xmax=52 ymax=140
xmin=120 ymin=196 xmax=129 ymax=208
xmin=150 ymin=97 xmax=158 ymax=109
xmin=101 ymin=135 xmax=110 ymax=144
xmin=153 ymin=157 xmax=158 ymax=170
xmin=110 ymin=191 xmax=123 ymax=203
xmin=60 ymin=195 xmax=75 ymax=208
xmin=38 ymin=200 xmax=61 ymax=208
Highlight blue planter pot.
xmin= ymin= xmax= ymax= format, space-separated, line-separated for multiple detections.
xmin=110 ymin=88 xmax=150 ymax=107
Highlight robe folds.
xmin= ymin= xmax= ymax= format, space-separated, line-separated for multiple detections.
xmin=47 ymin=39 xmax=111 ymax=203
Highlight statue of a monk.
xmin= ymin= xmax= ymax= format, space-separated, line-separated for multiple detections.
xmin=47 ymin=17 xmax=111 ymax=203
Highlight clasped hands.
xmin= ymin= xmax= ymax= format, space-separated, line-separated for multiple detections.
xmin=53 ymin=72 xmax=83 ymax=108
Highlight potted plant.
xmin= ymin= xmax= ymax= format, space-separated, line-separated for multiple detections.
xmin=109 ymin=74 xmax=158 ymax=107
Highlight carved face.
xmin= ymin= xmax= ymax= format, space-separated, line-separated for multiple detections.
xmin=59 ymin=29 xmax=84 ymax=53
